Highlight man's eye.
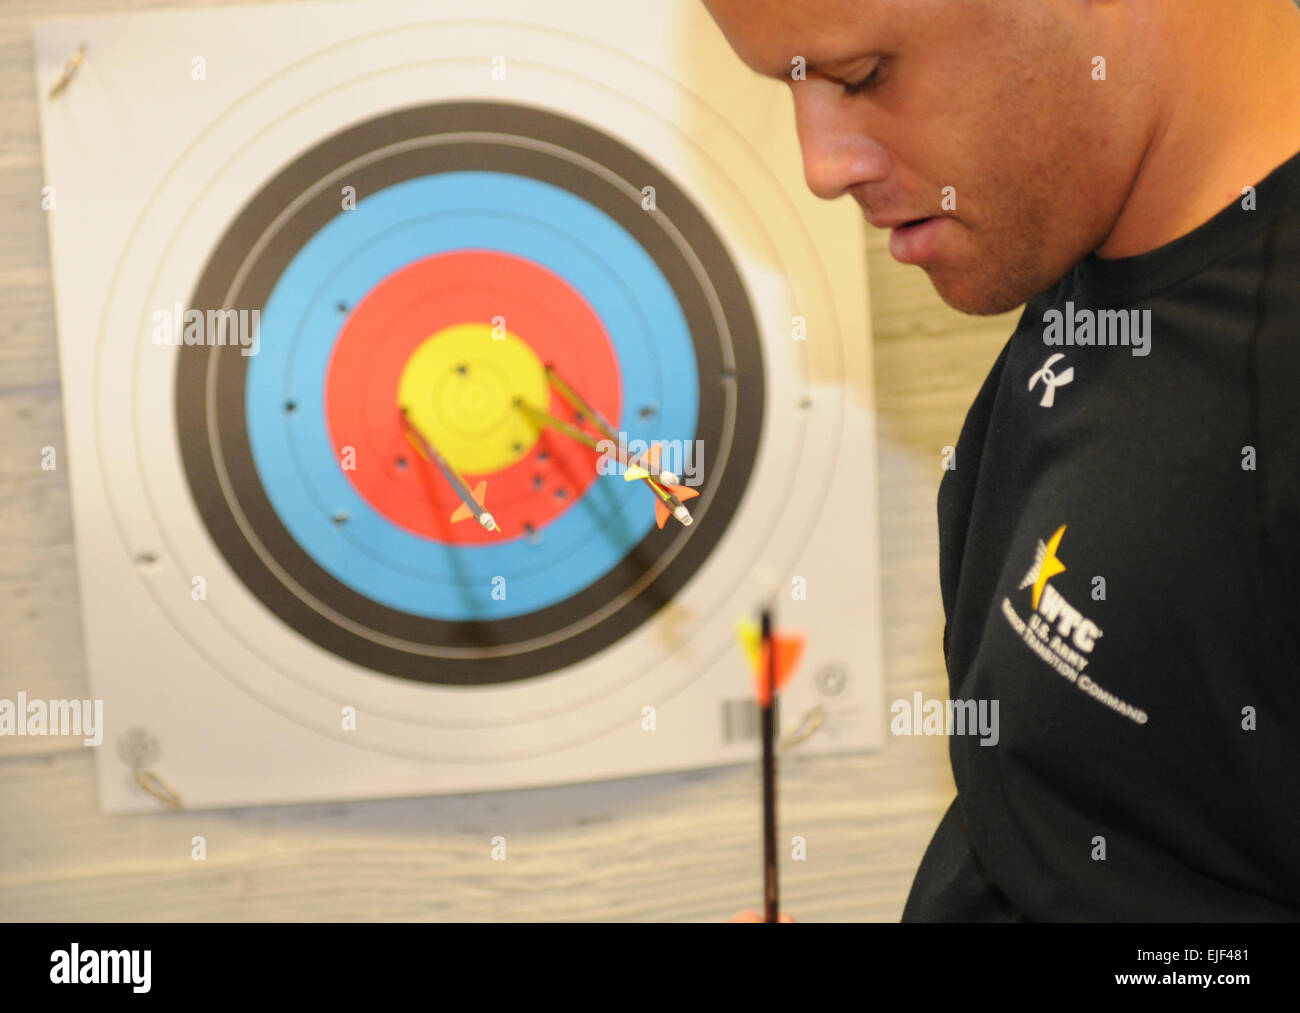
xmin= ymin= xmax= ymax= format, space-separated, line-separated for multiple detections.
xmin=843 ymin=64 xmax=884 ymax=96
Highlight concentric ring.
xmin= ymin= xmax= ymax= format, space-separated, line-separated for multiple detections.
xmin=177 ymin=101 xmax=764 ymax=685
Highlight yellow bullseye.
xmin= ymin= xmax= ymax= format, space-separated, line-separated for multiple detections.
xmin=397 ymin=323 xmax=547 ymax=474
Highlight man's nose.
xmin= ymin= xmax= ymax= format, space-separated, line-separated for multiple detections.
xmin=790 ymin=84 xmax=891 ymax=201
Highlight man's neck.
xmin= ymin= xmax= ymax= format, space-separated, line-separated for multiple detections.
xmin=1096 ymin=3 xmax=1300 ymax=259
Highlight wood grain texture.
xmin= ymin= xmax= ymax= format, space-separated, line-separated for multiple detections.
xmin=0 ymin=0 xmax=1018 ymax=921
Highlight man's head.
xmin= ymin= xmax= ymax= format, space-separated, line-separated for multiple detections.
xmin=701 ymin=0 xmax=1159 ymax=315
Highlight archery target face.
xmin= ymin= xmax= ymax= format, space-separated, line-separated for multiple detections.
xmin=180 ymin=101 xmax=762 ymax=686
xmin=36 ymin=1 xmax=884 ymax=810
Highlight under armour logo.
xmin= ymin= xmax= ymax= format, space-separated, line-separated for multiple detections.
xmin=1028 ymin=353 xmax=1074 ymax=407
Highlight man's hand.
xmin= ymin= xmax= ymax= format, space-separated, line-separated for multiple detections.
xmin=730 ymin=909 xmax=797 ymax=922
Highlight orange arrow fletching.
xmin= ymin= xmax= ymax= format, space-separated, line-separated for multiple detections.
xmin=735 ymin=619 xmax=806 ymax=706
xmin=450 ymin=480 xmax=488 ymax=523
xmin=653 ymin=483 xmax=700 ymax=528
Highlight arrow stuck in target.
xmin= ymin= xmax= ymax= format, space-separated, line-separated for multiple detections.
xmin=398 ymin=407 xmax=501 ymax=534
xmin=513 ymin=363 xmax=700 ymax=529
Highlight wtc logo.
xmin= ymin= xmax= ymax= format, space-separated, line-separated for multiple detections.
xmin=1028 ymin=353 xmax=1074 ymax=408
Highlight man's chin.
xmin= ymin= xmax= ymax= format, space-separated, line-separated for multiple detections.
xmin=925 ymin=266 xmax=1037 ymax=317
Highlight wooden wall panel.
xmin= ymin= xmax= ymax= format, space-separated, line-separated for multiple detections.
xmin=0 ymin=0 xmax=1017 ymax=921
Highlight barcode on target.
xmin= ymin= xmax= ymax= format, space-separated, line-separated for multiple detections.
xmin=721 ymin=698 xmax=780 ymax=743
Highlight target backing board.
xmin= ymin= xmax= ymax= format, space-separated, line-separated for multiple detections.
xmin=34 ymin=0 xmax=885 ymax=813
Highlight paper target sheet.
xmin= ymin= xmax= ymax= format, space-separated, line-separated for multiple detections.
xmin=33 ymin=0 xmax=884 ymax=812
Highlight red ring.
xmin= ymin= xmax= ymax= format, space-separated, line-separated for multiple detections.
xmin=324 ymin=250 xmax=621 ymax=544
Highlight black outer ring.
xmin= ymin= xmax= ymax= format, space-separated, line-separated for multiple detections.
xmin=176 ymin=101 xmax=764 ymax=685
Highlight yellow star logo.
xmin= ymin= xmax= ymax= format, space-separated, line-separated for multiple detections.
xmin=1031 ymin=524 xmax=1068 ymax=609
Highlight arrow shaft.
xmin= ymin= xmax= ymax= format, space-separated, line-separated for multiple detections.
xmin=762 ymin=609 xmax=778 ymax=923
xmin=545 ymin=364 xmax=618 ymax=443
xmin=515 ymin=399 xmax=686 ymax=510
xmin=400 ymin=413 xmax=487 ymax=519
xmin=513 ymin=399 xmax=601 ymax=452
xmin=541 ymin=367 xmax=682 ymax=485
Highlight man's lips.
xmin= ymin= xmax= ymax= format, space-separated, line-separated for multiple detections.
xmin=854 ymin=200 xmax=952 ymax=263
xmin=866 ymin=215 xmax=936 ymax=230
xmin=884 ymin=216 xmax=949 ymax=265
